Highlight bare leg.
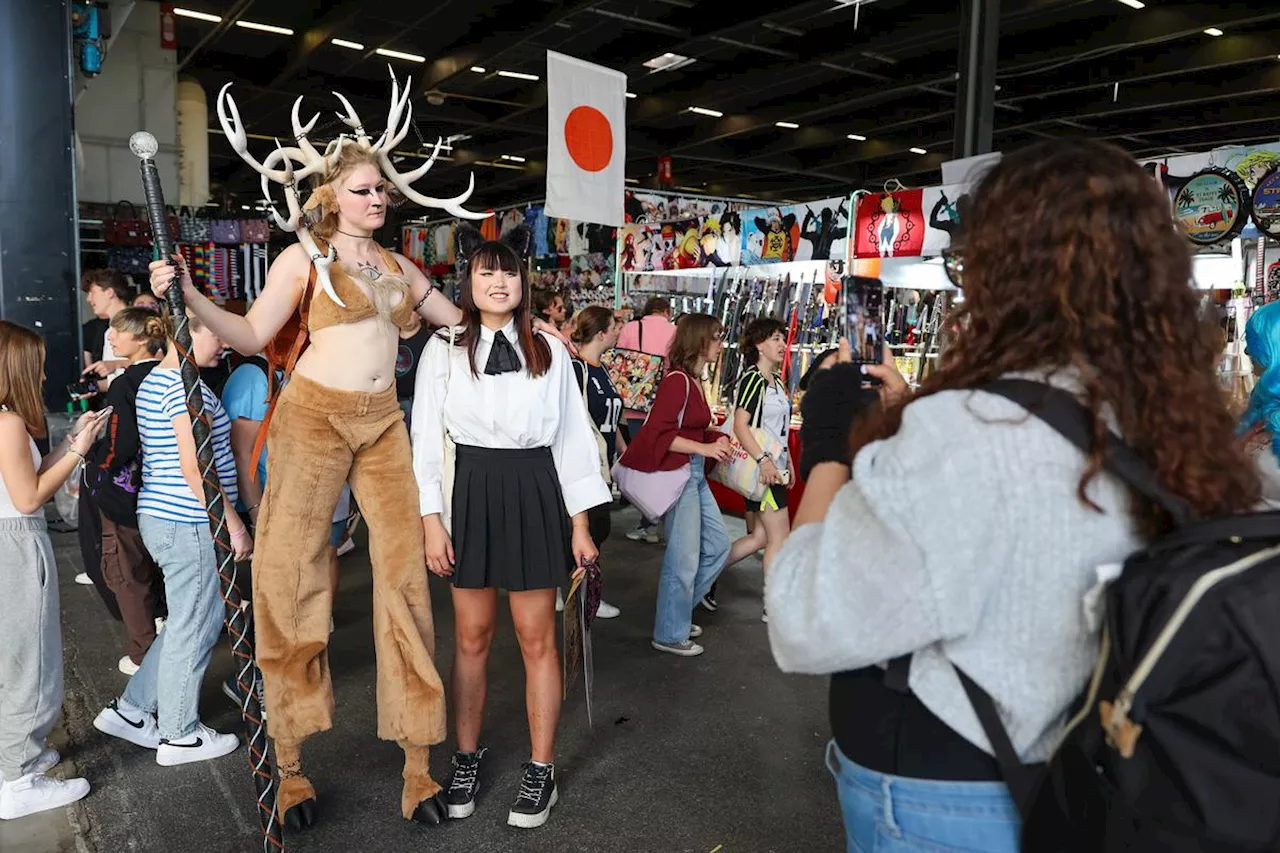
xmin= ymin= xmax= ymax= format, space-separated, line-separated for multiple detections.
xmin=451 ymin=588 xmax=499 ymax=753
xmin=724 ymin=515 xmax=768 ymax=572
xmin=508 ymin=589 xmax=560 ymax=764
xmin=759 ymin=506 xmax=792 ymax=574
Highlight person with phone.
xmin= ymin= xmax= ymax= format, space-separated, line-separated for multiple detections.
xmin=0 ymin=320 xmax=108 ymax=819
xmin=718 ymin=318 xmax=794 ymax=623
xmin=92 ymin=309 xmax=248 ymax=768
xmin=617 ymin=314 xmax=732 ymax=657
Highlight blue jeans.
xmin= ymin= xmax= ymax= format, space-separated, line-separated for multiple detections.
xmin=825 ymin=739 xmax=1021 ymax=853
xmin=653 ymin=463 xmax=730 ymax=645
xmin=124 ymin=516 xmax=225 ymax=740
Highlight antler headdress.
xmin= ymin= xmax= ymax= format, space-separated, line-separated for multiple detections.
xmin=216 ymin=66 xmax=491 ymax=307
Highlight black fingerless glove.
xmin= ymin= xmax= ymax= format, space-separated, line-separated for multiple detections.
xmin=799 ymin=364 xmax=880 ymax=480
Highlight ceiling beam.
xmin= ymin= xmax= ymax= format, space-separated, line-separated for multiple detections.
xmin=176 ymin=0 xmax=258 ymax=72
xmin=415 ymin=0 xmax=602 ymax=93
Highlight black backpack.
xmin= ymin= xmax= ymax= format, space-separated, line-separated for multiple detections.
xmin=936 ymin=380 xmax=1280 ymax=852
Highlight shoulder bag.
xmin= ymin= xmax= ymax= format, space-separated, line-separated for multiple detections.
xmin=611 ymin=372 xmax=692 ymax=520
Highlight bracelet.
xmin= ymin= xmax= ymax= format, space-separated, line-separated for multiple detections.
xmin=68 ymin=447 xmax=85 ymax=462
xmin=412 ymin=283 xmax=435 ymax=313
xmin=231 ymin=527 xmax=248 ymax=541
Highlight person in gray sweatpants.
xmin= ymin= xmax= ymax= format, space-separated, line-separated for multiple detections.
xmin=0 ymin=319 xmax=107 ymax=821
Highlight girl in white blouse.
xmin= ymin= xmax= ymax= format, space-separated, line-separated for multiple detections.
xmin=412 ymin=225 xmax=609 ymax=830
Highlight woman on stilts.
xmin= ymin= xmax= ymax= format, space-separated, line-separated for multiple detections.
xmin=148 ymin=70 xmax=485 ymax=828
xmin=413 ymin=225 xmax=610 ymax=829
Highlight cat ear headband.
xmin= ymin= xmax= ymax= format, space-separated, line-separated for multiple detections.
xmin=454 ymin=223 xmax=533 ymax=274
xmin=216 ymin=65 xmax=491 ymax=308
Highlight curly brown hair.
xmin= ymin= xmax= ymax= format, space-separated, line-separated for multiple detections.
xmin=851 ymin=139 xmax=1259 ymax=535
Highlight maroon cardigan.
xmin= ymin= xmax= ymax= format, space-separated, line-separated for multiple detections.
xmin=618 ymin=370 xmax=718 ymax=473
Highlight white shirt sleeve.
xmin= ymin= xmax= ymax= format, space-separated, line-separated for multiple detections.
xmin=546 ymin=335 xmax=612 ymax=517
xmin=411 ymin=333 xmax=451 ymax=517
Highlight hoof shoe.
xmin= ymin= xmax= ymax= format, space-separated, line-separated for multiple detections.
xmin=411 ymin=793 xmax=448 ymax=826
xmin=283 ymin=797 xmax=318 ymax=832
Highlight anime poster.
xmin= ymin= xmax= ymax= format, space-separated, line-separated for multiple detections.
xmin=853 ymin=189 xmax=926 ymax=259
xmin=742 ymin=207 xmax=801 ymax=264
xmin=619 ymin=224 xmax=655 ymax=272
xmin=624 ymin=190 xmax=747 ymax=224
xmin=791 ymin=196 xmax=851 ymax=262
xmin=701 ymin=211 xmax=743 ymax=267
xmin=920 ymin=184 xmax=971 ymax=256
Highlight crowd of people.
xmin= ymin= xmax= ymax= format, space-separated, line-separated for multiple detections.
xmin=2 ymin=137 xmax=1279 ymax=851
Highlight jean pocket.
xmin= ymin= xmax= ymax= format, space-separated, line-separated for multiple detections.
xmin=139 ymin=516 xmax=177 ymax=557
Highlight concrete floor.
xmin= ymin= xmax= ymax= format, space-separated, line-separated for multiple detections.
xmin=3 ymin=508 xmax=843 ymax=853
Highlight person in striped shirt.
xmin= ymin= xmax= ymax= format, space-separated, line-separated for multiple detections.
xmin=92 ymin=310 xmax=250 ymax=767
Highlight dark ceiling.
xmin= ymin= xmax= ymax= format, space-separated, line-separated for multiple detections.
xmin=171 ymin=0 xmax=1280 ymax=212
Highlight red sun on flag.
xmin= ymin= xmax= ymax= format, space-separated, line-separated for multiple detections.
xmin=565 ymin=105 xmax=613 ymax=173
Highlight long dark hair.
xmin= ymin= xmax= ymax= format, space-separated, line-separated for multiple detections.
xmin=457 ymin=239 xmax=551 ymax=378
xmin=851 ymin=138 xmax=1259 ymax=535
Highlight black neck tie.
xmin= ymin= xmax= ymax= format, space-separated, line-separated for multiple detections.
xmin=484 ymin=330 xmax=521 ymax=376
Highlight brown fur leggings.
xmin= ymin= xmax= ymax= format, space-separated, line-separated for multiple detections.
xmin=253 ymin=373 xmax=445 ymax=814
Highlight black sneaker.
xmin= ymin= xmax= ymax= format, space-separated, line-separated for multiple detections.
xmin=506 ymin=762 xmax=558 ymax=829
xmin=444 ymin=748 xmax=486 ymax=819
xmin=698 ymin=585 xmax=718 ymax=612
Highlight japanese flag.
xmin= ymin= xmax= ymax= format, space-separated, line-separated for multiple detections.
xmin=545 ymin=51 xmax=626 ymax=227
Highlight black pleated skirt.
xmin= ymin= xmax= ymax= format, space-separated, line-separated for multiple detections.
xmin=452 ymin=444 xmax=573 ymax=591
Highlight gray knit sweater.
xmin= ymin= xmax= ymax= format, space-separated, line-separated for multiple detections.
xmin=766 ymin=381 xmax=1142 ymax=763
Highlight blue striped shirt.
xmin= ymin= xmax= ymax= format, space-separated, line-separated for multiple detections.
xmin=136 ymin=368 xmax=239 ymax=524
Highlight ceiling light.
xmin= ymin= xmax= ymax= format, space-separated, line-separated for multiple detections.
xmin=643 ymin=52 xmax=696 ymax=72
xmin=331 ymin=38 xmax=364 ymax=50
xmin=775 ymin=121 xmax=800 ymax=129
xmin=376 ymin=47 xmax=425 ymax=63
xmin=847 ymin=133 xmax=867 ymax=141
xmin=173 ymin=7 xmax=220 ymax=22
xmin=688 ymin=106 xmax=723 ymax=118
xmin=470 ymin=66 xmax=486 ymax=73
xmin=1204 ymin=27 xmax=1224 ymax=36
xmin=910 ymin=147 xmax=928 ymax=154
xmin=625 ymin=177 xmax=639 ymax=184
xmin=625 ymin=92 xmax=637 ymax=99
xmin=235 ymin=20 xmax=294 ymax=35
xmin=1116 ymin=0 xmax=1144 ymax=8
xmin=497 ymin=70 xmax=540 ymax=81
xmin=501 ymin=154 xmax=526 ymax=162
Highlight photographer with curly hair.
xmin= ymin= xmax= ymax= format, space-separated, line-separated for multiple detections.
xmin=766 ymin=139 xmax=1261 ymax=852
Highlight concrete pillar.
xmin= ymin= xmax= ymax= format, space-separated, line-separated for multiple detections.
xmin=0 ymin=0 xmax=81 ymax=407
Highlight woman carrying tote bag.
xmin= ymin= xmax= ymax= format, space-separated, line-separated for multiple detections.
xmin=615 ymin=313 xmax=732 ymax=657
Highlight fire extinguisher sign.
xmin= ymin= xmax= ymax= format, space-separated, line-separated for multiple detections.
xmin=160 ymin=5 xmax=177 ymax=50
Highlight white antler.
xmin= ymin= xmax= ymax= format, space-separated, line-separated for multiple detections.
xmin=289 ymin=96 xmax=327 ymax=178
xmin=379 ymin=136 xmax=490 ymax=221
xmin=333 ymin=91 xmax=371 ymax=148
xmin=374 ymin=66 xmax=415 ymax=154
xmin=217 ymin=83 xmax=294 ymax=184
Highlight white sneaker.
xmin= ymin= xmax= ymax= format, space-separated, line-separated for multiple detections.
xmin=155 ymin=617 xmax=166 ymax=634
xmin=596 ymin=601 xmax=620 ymax=619
xmin=0 ymin=748 xmax=59 ymax=783
xmin=156 ymin=723 xmax=239 ymax=767
xmin=0 ymin=772 xmax=89 ymax=820
xmin=335 ymin=537 xmax=355 ymax=557
xmin=74 ymin=572 xmax=92 ymax=586
xmin=689 ymin=624 xmax=703 ymax=638
xmin=625 ymin=526 xmax=659 ymax=544
xmin=555 ymin=590 xmax=565 ymax=613
xmin=118 ymin=656 xmax=140 ymax=676
xmin=93 ymin=699 xmax=161 ymax=750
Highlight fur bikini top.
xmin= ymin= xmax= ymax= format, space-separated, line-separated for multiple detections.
xmin=308 ymin=243 xmax=417 ymax=334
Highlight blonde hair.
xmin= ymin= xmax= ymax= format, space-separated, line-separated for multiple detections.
xmin=0 ymin=320 xmax=47 ymax=438
xmin=308 ymin=145 xmax=400 ymax=241
xmin=111 ymin=307 xmax=169 ymax=356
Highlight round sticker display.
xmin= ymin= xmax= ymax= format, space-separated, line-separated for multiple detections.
xmin=1173 ymin=168 xmax=1250 ymax=246
xmin=1252 ymin=165 xmax=1280 ymax=239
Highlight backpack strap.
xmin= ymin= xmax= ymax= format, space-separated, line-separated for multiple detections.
xmin=249 ymin=260 xmax=318 ymax=486
xmin=982 ymin=378 xmax=1194 ymax=525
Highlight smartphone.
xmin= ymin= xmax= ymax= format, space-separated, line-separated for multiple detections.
xmin=67 ymin=379 xmax=98 ymax=399
xmin=842 ymin=275 xmax=885 ymax=365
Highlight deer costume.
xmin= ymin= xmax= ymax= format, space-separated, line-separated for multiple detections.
xmin=215 ymin=68 xmax=487 ymax=830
